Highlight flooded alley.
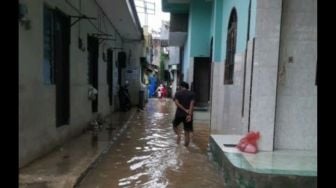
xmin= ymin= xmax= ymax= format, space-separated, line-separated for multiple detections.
xmin=77 ymin=99 xmax=225 ymax=188
xmin=19 ymin=0 xmax=317 ymax=187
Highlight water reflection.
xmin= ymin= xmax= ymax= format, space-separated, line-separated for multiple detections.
xmin=78 ymin=99 xmax=225 ymax=188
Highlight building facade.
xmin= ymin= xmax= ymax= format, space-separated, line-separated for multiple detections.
xmin=162 ymin=0 xmax=317 ymax=151
xmin=19 ymin=0 xmax=144 ymax=167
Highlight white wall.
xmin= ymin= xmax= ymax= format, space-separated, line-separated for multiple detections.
xmin=168 ymin=46 xmax=180 ymax=65
xmin=210 ymin=0 xmax=316 ymax=152
xmin=123 ymin=42 xmax=144 ymax=106
xmin=248 ymin=0 xmax=283 ymax=151
xmin=274 ymin=0 xmax=317 ymax=151
xmin=19 ymin=0 xmax=130 ymax=167
xmin=210 ymin=52 xmax=247 ymax=135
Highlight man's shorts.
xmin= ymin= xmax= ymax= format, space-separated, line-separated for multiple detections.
xmin=172 ymin=116 xmax=193 ymax=132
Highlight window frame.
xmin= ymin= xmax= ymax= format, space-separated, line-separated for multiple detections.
xmin=43 ymin=4 xmax=55 ymax=85
xmin=224 ymin=8 xmax=238 ymax=85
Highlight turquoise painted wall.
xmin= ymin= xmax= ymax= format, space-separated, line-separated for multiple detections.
xmin=182 ymin=8 xmax=192 ymax=82
xmin=189 ymin=0 xmax=212 ymax=57
xmin=210 ymin=1 xmax=215 ymax=56
xmin=162 ymin=0 xmax=189 ymax=13
xmin=213 ymin=0 xmax=224 ymax=62
xmin=250 ymin=0 xmax=257 ymax=38
xmin=183 ymin=32 xmax=190 ymax=81
xmin=221 ymin=0 xmax=248 ymax=59
xmin=181 ymin=0 xmax=257 ymax=75
xmin=212 ymin=0 xmax=256 ymax=62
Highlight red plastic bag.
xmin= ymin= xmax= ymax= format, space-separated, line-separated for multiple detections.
xmin=237 ymin=131 xmax=260 ymax=153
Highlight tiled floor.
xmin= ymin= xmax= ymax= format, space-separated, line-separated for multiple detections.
xmin=243 ymin=150 xmax=317 ymax=176
xmin=211 ymin=134 xmax=317 ymax=176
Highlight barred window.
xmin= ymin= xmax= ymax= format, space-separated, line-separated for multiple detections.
xmin=224 ymin=8 xmax=237 ymax=85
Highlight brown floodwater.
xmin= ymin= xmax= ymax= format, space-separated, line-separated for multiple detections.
xmin=77 ymin=99 xmax=225 ymax=188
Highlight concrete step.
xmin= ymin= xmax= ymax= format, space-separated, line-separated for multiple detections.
xmin=209 ymin=134 xmax=317 ymax=188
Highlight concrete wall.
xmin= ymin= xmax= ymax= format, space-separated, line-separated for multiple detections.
xmin=210 ymin=2 xmax=214 ymax=51
xmin=212 ymin=0 xmax=253 ymax=59
xmin=152 ymin=40 xmax=161 ymax=67
xmin=182 ymin=27 xmax=190 ymax=82
xmin=210 ymin=40 xmax=254 ymax=135
xmin=241 ymin=39 xmax=255 ymax=134
xmin=212 ymin=0 xmax=223 ymax=62
xmin=210 ymin=0 xmax=316 ymax=152
xmin=249 ymin=0 xmax=283 ymax=151
xmin=187 ymin=58 xmax=194 ymax=85
xmin=210 ymin=52 xmax=246 ymax=135
xmin=189 ymin=0 xmax=212 ymax=57
xmin=20 ymin=0 xmax=56 ymax=168
xmin=19 ymin=0 xmax=140 ymax=167
xmin=180 ymin=0 xmax=213 ymax=86
xmin=274 ymin=0 xmax=317 ymax=151
xmin=210 ymin=0 xmax=254 ymax=135
xmin=218 ymin=0 xmax=251 ymax=60
xmin=123 ymin=42 xmax=145 ymax=106
xmin=170 ymin=13 xmax=188 ymax=32
xmin=168 ymin=46 xmax=180 ymax=65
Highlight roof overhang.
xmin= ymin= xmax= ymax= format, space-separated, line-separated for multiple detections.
xmin=162 ymin=0 xmax=190 ymax=13
xmin=168 ymin=13 xmax=188 ymax=46
xmin=96 ymin=0 xmax=143 ymax=41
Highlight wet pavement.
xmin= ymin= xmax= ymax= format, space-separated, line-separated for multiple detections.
xmin=19 ymin=109 xmax=137 ymax=188
xmin=77 ymin=99 xmax=225 ymax=188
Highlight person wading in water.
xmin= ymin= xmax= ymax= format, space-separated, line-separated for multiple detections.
xmin=172 ymin=81 xmax=195 ymax=146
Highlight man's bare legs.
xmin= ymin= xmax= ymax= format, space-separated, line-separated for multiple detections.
xmin=173 ymin=126 xmax=181 ymax=144
xmin=174 ymin=126 xmax=193 ymax=146
xmin=189 ymin=132 xmax=193 ymax=143
xmin=184 ymin=131 xmax=190 ymax=147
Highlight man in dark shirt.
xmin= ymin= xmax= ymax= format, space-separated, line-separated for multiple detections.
xmin=173 ymin=81 xmax=195 ymax=146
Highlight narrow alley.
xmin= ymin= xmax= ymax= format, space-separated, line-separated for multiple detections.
xmin=19 ymin=0 xmax=317 ymax=187
xmin=77 ymin=99 xmax=225 ymax=188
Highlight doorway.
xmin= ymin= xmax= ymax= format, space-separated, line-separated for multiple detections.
xmin=54 ymin=9 xmax=70 ymax=127
xmin=87 ymin=35 xmax=99 ymax=113
xmin=193 ymin=57 xmax=211 ymax=108
xmin=107 ymin=49 xmax=113 ymax=106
